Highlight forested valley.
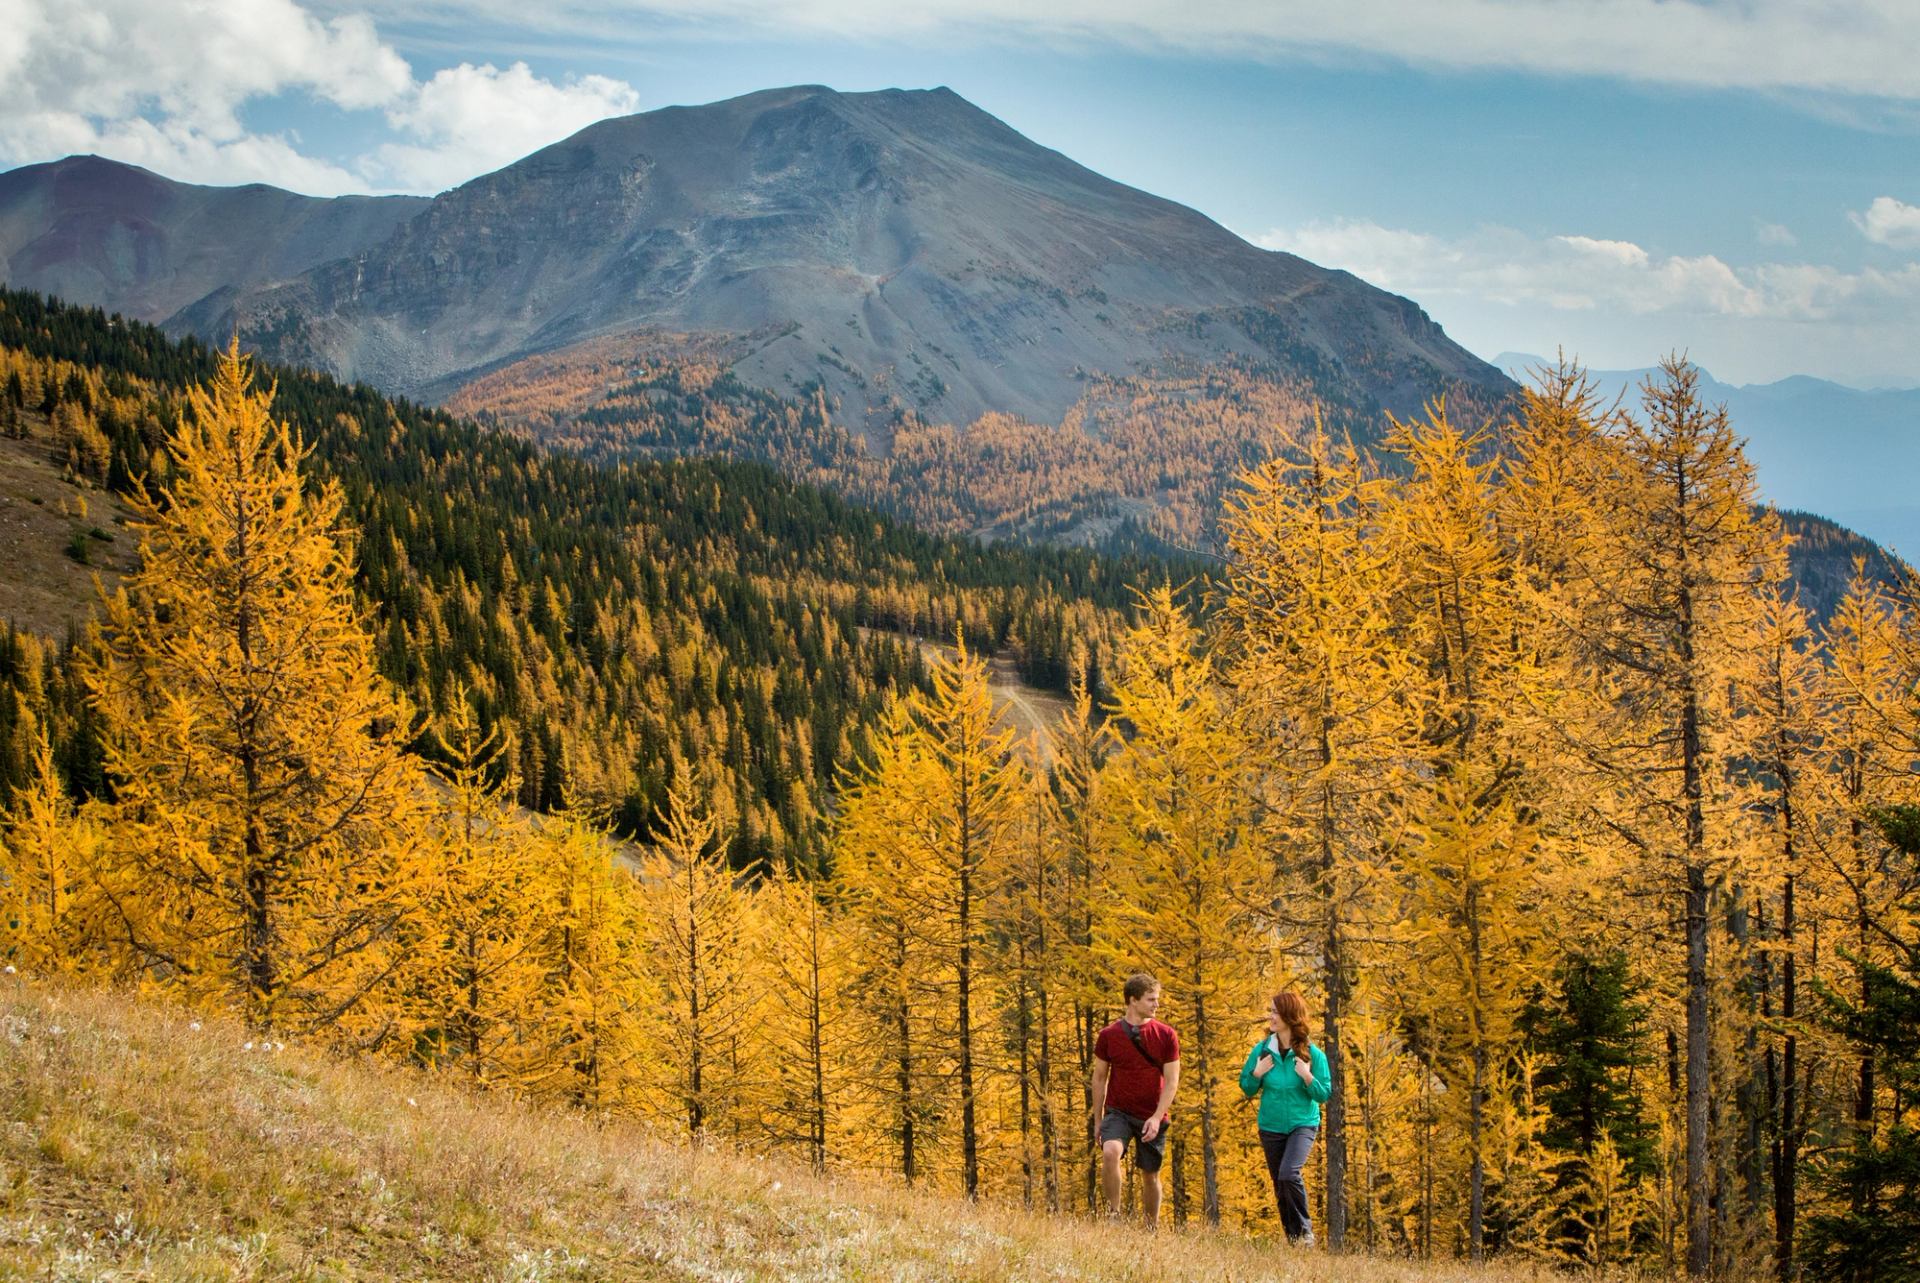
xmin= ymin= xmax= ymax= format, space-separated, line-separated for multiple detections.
xmin=2 ymin=289 xmax=1917 ymax=1280
xmin=0 ymin=288 xmax=1167 ymax=867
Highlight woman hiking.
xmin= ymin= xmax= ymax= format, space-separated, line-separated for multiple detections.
xmin=1239 ymin=989 xmax=1331 ymax=1246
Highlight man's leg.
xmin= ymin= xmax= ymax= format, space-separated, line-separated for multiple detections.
xmin=1139 ymin=1169 xmax=1162 ymax=1225
xmin=1101 ymin=1139 xmax=1126 ymax=1214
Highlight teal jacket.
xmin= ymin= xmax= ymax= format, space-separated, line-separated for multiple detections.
xmin=1239 ymin=1037 xmax=1332 ymax=1133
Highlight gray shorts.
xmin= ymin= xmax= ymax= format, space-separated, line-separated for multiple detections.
xmin=1100 ymin=1109 xmax=1170 ymax=1173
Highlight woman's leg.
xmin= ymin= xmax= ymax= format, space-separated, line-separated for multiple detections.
xmin=1259 ymin=1129 xmax=1289 ymax=1226
xmin=1276 ymin=1126 xmax=1318 ymax=1242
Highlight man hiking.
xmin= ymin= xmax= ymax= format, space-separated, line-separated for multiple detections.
xmin=1089 ymin=972 xmax=1181 ymax=1225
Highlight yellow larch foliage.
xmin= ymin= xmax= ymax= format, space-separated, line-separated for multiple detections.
xmin=84 ymin=340 xmax=430 ymax=1034
xmin=1381 ymin=405 xmax=1554 ymax=1260
xmin=640 ymin=768 xmax=758 ymax=1139
xmin=409 ymin=690 xmax=553 ymax=1086
xmin=0 ymin=730 xmax=108 ymax=975
xmin=1218 ymin=423 xmax=1423 ymax=1247
xmin=535 ymin=798 xmax=649 ymax=1111
xmin=1099 ymin=583 xmax=1266 ymax=1228
xmin=836 ymin=695 xmax=948 ymax=1187
xmin=752 ymin=864 xmax=853 ymax=1173
xmin=1520 ymin=356 xmax=1788 ymax=1277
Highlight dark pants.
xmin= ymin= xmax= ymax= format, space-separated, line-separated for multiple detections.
xmin=1260 ymin=1126 xmax=1316 ymax=1241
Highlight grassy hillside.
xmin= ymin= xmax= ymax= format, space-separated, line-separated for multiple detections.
xmin=0 ymin=979 xmax=1608 ymax=1283
xmin=0 ymin=431 xmax=135 ymax=636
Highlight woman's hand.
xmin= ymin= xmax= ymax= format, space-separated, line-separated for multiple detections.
xmin=1254 ymin=1052 xmax=1274 ymax=1078
xmin=1293 ymin=1054 xmax=1314 ymax=1085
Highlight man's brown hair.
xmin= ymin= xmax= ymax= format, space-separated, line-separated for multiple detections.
xmin=1123 ymin=972 xmax=1159 ymax=1003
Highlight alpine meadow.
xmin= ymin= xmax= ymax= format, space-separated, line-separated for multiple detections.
xmin=2 ymin=22 xmax=1919 ymax=1283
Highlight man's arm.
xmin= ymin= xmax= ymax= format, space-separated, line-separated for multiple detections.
xmin=1142 ymin=1061 xmax=1181 ymax=1141
xmin=1089 ymin=1055 xmax=1111 ymax=1125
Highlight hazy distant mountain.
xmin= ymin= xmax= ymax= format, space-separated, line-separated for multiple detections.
xmin=3 ymin=87 xmax=1512 ymax=437
xmin=0 ymin=156 xmax=426 ymax=324
xmin=1499 ymin=354 xmax=1920 ymax=559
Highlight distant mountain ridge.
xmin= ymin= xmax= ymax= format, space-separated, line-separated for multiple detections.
xmin=1 ymin=86 xmax=1512 ymax=439
xmin=1499 ymin=353 xmax=1920 ymax=558
xmin=0 ymin=155 xmax=425 ymax=324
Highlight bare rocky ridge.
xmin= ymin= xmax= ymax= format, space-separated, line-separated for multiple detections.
xmin=2 ymin=86 xmax=1512 ymax=438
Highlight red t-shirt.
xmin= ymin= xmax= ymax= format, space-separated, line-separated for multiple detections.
xmin=1095 ymin=1018 xmax=1180 ymax=1118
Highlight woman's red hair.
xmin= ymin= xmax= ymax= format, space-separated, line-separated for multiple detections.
xmin=1272 ymin=990 xmax=1311 ymax=1062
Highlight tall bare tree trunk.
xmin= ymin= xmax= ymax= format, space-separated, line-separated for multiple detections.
xmin=956 ymin=774 xmax=980 ymax=1199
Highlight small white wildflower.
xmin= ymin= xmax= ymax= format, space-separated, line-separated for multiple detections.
xmin=771 ymin=1181 xmax=782 ymax=1193
xmin=48 ymin=1025 xmax=63 ymax=1036
xmin=4 ymin=964 xmax=15 ymax=975
xmin=407 ymin=1097 xmax=418 ymax=1108
xmin=276 ymin=1041 xmax=286 ymax=1051
xmin=189 ymin=1021 xmax=201 ymax=1031
xmin=243 ymin=1041 xmax=254 ymax=1051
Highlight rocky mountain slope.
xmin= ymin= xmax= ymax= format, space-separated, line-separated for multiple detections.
xmin=4 ymin=87 xmax=1512 ymax=439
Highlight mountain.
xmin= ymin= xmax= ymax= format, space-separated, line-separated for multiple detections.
xmin=3 ymin=87 xmax=1512 ymax=438
xmin=0 ymin=155 xmax=426 ymax=324
xmin=1499 ymin=354 xmax=1920 ymax=559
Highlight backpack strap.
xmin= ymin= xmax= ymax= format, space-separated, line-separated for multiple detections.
xmin=1121 ymin=1019 xmax=1163 ymax=1070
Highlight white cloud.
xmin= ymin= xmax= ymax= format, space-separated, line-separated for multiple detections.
xmin=1 ymin=0 xmax=409 ymax=142
xmin=1852 ymin=196 xmax=1920 ymax=249
xmin=1259 ymin=218 xmax=1920 ymax=326
xmin=0 ymin=0 xmax=641 ymax=194
xmin=1256 ymin=218 xmax=1920 ymax=384
xmin=366 ymin=62 xmax=640 ymax=192
xmin=354 ymin=0 xmax=1920 ymax=101
xmin=1258 ymin=219 xmax=1920 ymax=325
xmin=1755 ymin=221 xmax=1796 ymax=248
xmin=1556 ymin=235 xmax=1648 ymax=269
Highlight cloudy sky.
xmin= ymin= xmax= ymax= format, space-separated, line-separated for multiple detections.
xmin=5 ymin=0 xmax=1919 ymax=388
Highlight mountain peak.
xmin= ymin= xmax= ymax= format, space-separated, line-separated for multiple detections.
xmin=6 ymin=84 xmax=1511 ymax=434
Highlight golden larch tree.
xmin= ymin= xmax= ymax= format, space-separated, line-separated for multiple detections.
xmin=1382 ymin=406 xmax=1553 ymax=1259
xmin=1524 ymin=357 xmax=1786 ymax=1277
xmin=836 ymin=696 xmax=946 ymax=1186
xmin=535 ymin=797 xmax=649 ymax=1110
xmin=1100 ymin=583 xmax=1263 ymax=1226
xmin=1815 ymin=568 xmax=1920 ymax=1163
xmin=641 ymin=769 xmax=758 ymax=1138
xmin=912 ymin=642 xmax=1031 ymax=1199
xmin=410 ymin=692 xmax=552 ymax=1085
xmin=86 ymin=340 xmax=428 ymax=1032
xmin=754 ymin=864 xmax=851 ymax=1172
xmin=1219 ymin=424 xmax=1422 ymax=1245
xmin=0 ymin=730 xmax=107 ymax=975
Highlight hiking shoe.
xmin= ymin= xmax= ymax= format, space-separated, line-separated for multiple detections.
xmin=1300 ymin=1230 xmax=1317 ymax=1248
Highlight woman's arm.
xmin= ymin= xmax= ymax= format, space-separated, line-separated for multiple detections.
xmin=1239 ymin=1043 xmax=1270 ymax=1097
xmin=1307 ymin=1045 xmax=1332 ymax=1103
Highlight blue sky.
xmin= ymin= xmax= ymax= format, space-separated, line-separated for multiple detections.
xmin=6 ymin=0 xmax=1920 ymax=387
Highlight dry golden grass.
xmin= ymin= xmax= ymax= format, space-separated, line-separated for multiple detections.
xmin=0 ymin=977 xmax=1629 ymax=1282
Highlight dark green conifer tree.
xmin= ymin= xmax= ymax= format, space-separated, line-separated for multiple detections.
xmin=1523 ymin=951 xmax=1658 ymax=1175
xmin=1803 ymin=805 xmax=1920 ymax=1283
